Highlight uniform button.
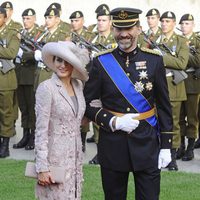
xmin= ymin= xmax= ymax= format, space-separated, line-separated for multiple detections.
xmin=101 ymin=122 xmax=104 ymax=126
xmin=103 ymin=114 xmax=107 ymax=117
xmin=126 ymin=73 xmax=130 ymax=77
xmin=126 ymin=107 xmax=130 ymax=112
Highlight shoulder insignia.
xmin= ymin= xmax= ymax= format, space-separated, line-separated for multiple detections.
xmin=95 ymin=49 xmax=114 ymax=57
xmin=140 ymin=47 xmax=161 ymax=56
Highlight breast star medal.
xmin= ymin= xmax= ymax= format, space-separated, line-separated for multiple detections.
xmin=134 ymin=81 xmax=144 ymax=93
xmin=139 ymin=70 xmax=148 ymax=80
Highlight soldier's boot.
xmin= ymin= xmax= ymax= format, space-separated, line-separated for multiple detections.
xmin=168 ymin=148 xmax=178 ymax=171
xmin=81 ymin=132 xmax=87 ymax=153
xmin=0 ymin=137 xmax=10 ymax=158
xmin=25 ymin=129 xmax=35 ymax=150
xmin=182 ymin=138 xmax=195 ymax=161
xmin=194 ymin=137 xmax=200 ymax=149
xmin=86 ymin=135 xmax=95 ymax=143
xmin=176 ymin=136 xmax=185 ymax=159
xmin=89 ymin=153 xmax=99 ymax=165
xmin=13 ymin=128 xmax=30 ymax=149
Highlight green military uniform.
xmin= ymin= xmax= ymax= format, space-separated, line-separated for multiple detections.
xmin=34 ymin=27 xmax=68 ymax=91
xmin=58 ymin=20 xmax=71 ymax=35
xmin=0 ymin=26 xmax=20 ymax=138
xmin=15 ymin=24 xmax=40 ymax=131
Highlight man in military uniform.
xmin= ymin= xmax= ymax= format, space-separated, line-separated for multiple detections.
xmin=34 ymin=8 xmax=69 ymax=90
xmin=0 ymin=7 xmax=20 ymax=158
xmin=157 ymin=11 xmax=189 ymax=170
xmin=1 ymin=1 xmax=23 ymax=133
xmin=138 ymin=8 xmax=162 ymax=49
xmin=178 ymin=14 xmax=200 ymax=160
xmin=13 ymin=9 xmax=41 ymax=150
xmin=47 ymin=2 xmax=71 ymax=34
xmin=87 ymin=4 xmax=110 ymax=33
xmin=84 ymin=7 xmax=173 ymax=200
xmin=87 ymin=8 xmax=117 ymax=164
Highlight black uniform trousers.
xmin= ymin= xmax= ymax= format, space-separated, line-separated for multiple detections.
xmin=101 ymin=166 xmax=160 ymax=200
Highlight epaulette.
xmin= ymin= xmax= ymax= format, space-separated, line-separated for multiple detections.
xmin=140 ymin=47 xmax=161 ymax=56
xmin=13 ymin=21 xmax=23 ymax=30
xmin=95 ymin=48 xmax=114 ymax=57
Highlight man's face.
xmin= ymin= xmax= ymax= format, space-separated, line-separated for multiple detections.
xmin=180 ymin=20 xmax=194 ymax=36
xmin=147 ymin=15 xmax=160 ymax=29
xmin=161 ymin=18 xmax=176 ymax=34
xmin=97 ymin=15 xmax=111 ymax=33
xmin=45 ymin=16 xmax=59 ymax=29
xmin=0 ymin=13 xmax=6 ymax=27
xmin=113 ymin=25 xmax=140 ymax=51
xmin=22 ymin=15 xmax=36 ymax=30
xmin=70 ymin=17 xmax=84 ymax=32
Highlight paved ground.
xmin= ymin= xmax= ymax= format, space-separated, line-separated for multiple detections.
xmin=6 ymin=116 xmax=200 ymax=173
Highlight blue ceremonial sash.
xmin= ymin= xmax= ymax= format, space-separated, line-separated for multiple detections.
xmin=98 ymin=53 xmax=157 ymax=127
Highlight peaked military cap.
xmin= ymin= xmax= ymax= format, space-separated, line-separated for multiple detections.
xmin=179 ymin=14 xmax=194 ymax=24
xmin=95 ymin=4 xmax=109 ymax=13
xmin=96 ymin=8 xmax=110 ymax=18
xmin=160 ymin=11 xmax=176 ymax=21
xmin=44 ymin=8 xmax=60 ymax=17
xmin=22 ymin=8 xmax=36 ymax=17
xmin=110 ymin=7 xmax=142 ymax=28
xmin=146 ymin=8 xmax=160 ymax=17
xmin=69 ymin=11 xmax=83 ymax=19
xmin=1 ymin=1 xmax=13 ymax=9
xmin=47 ymin=2 xmax=61 ymax=11
xmin=0 ymin=6 xmax=7 ymax=17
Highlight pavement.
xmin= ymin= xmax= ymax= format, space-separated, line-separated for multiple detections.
xmin=6 ymin=115 xmax=200 ymax=173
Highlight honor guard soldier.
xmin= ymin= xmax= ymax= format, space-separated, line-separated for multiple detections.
xmin=1 ymin=1 xmax=23 ymax=133
xmin=13 ymin=9 xmax=41 ymax=150
xmin=138 ymin=8 xmax=162 ymax=48
xmin=0 ymin=7 xmax=20 ymax=158
xmin=87 ymin=3 xmax=110 ymax=33
xmin=47 ymin=2 xmax=71 ymax=34
xmin=157 ymin=11 xmax=189 ymax=170
xmin=178 ymin=14 xmax=200 ymax=160
xmin=84 ymin=7 xmax=173 ymax=200
xmin=34 ymin=8 xmax=69 ymax=90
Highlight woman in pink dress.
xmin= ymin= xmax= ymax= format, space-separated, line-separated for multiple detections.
xmin=34 ymin=41 xmax=89 ymax=200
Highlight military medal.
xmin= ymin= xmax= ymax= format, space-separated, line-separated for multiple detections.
xmin=134 ymin=81 xmax=144 ymax=92
xmin=145 ymin=82 xmax=153 ymax=91
xmin=139 ymin=70 xmax=148 ymax=80
xmin=135 ymin=61 xmax=147 ymax=70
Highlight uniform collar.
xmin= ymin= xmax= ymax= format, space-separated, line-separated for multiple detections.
xmin=117 ymin=46 xmax=138 ymax=58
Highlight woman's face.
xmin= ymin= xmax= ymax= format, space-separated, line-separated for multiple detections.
xmin=54 ymin=56 xmax=73 ymax=78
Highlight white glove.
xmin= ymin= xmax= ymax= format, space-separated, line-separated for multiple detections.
xmin=158 ymin=149 xmax=171 ymax=169
xmin=17 ymin=48 xmax=23 ymax=58
xmin=115 ymin=113 xmax=140 ymax=133
xmin=34 ymin=49 xmax=42 ymax=61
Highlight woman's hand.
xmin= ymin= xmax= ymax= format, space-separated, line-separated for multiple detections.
xmin=37 ymin=171 xmax=55 ymax=186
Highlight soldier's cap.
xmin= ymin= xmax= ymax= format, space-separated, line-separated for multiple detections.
xmin=1 ymin=1 xmax=13 ymax=9
xmin=0 ymin=6 xmax=7 ymax=17
xmin=69 ymin=11 xmax=84 ymax=19
xmin=95 ymin=4 xmax=109 ymax=13
xmin=44 ymin=8 xmax=60 ymax=17
xmin=96 ymin=8 xmax=110 ymax=18
xmin=179 ymin=14 xmax=194 ymax=24
xmin=110 ymin=7 xmax=142 ymax=28
xmin=22 ymin=8 xmax=36 ymax=17
xmin=47 ymin=2 xmax=61 ymax=11
xmin=160 ymin=11 xmax=176 ymax=21
xmin=146 ymin=8 xmax=160 ymax=17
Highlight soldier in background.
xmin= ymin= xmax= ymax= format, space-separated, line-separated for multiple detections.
xmin=13 ymin=9 xmax=41 ymax=150
xmin=34 ymin=8 xmax=69 ymax=90
xmin=158 ymin=11 xmax=189 ymax=170
xmin=0 ymin=7 xmax=20 ymax=158
xmin=1 ymin=1 xmax=23 ymax=134
xmin=47 ymin=2 xmax=71 ymax=34
xmin=178 ymin=14 xmax=200 ymax=160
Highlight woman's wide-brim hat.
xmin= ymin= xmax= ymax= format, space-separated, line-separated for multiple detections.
xmin=42 ymin=41 xmax=89 ymax=81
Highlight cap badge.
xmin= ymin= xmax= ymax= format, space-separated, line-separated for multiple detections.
xmin=50 ymin=10 xmax=55 ymax=16
xmin=188 ymin=14 xmax=193 ymax=20
xmin=167 ymin=12 xmax=173 ymax=18
xmin=76 ymin=12 xmax=80 ymax=18
xmin=118 ymin=10 xmax=128 ymax=19
xmin=28 ymin=10 xmax=33 ymax=16
xmin=152 ymin=9 xmax=157 ymax=15
xmin=6 ymin=3 xmax=10 ymax=8
xmin=52 ymin=5 xmax=56 ymax=9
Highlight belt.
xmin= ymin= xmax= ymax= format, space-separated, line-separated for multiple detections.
xmin=107 ymin=107 xmax=156 ymax=120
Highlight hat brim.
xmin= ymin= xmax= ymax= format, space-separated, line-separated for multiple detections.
xmin=112 ymin=21 xmax=138 ymax=28
xmin=42 ymin=41 xmax=88 ymax=81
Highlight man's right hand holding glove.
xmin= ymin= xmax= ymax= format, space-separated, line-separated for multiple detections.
xmin=110 ymin=113 xmax=140 ymax=133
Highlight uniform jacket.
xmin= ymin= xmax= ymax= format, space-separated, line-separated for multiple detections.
xmin=0 ymin=25 xmax=20 ymax=90
xmin=184 ymin=32 xmax=200 ymax=94
xmin=84 ymin=47 xmax=173 ymax=171
xmin=35 ymin=74 xmax=85 ymax=199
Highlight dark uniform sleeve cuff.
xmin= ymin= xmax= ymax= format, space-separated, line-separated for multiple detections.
xmin=160 ymin=132 xmax=173 ymax=149
xmin=95 ymin=109 xmax=114 ymax=131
